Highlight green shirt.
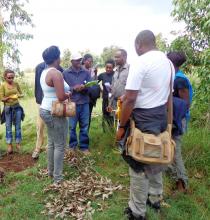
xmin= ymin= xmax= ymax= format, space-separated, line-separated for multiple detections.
xmin=0 ymin=82 xmax=22 ymax=106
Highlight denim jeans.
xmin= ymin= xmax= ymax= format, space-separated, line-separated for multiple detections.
xmin=5 ymin=105 xmax=22 ymax=144
xmin=40 ymin=109 xmax=68 ymax=183
xmin=69 ymin=103 xmax=89 ymax=150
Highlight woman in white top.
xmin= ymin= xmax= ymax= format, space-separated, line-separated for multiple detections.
xmin=40 ymin=45 xmax=70 ymax=184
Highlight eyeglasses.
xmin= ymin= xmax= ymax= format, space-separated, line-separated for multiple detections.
xmin=7 ymin=76 xmax=14 ymax=79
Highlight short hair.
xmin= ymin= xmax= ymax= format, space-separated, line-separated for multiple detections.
xmin=135 ymin=30 xmax=156 ymax=47
xmin=42 ymin=46 xmax=60 ymax=65
xmin=4 ymin=69 xmax=15 ymax=78
xmin=118 ymin=49 xmax=127 ymax=58
xmin=82 ymin=54 xmax=93 ymax=64
xmin=167 ymin=52 xmax=186 ymax=67
xmin=105 ymin=59 xmax=115 ymax=67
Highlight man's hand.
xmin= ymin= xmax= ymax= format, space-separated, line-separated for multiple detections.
xmin=106 ymin=106 xmax=113 ymax=113
xmin=116 ymin=127 xmax=125 ymax=141
xmin=73 ymin=84 xmax=85 ymax=92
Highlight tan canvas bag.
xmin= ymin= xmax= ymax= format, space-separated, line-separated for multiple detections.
xmin=126 ymin=64 xmax=175 ymax=165
xmin=51 ymin=98 xmax=76 ymax=117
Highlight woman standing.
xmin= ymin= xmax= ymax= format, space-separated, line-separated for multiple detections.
xmin=0 ymin=69 xmax=24 ymax=154
xmin=40 ymin=46 xmax=70 ymax=184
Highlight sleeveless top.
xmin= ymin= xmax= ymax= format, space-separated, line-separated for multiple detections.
xmin=40 ymin=67 xmax=70 ymax=111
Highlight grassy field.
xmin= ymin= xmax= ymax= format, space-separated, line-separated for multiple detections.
xmin=0 ymin=97 xmax=210 ymax=220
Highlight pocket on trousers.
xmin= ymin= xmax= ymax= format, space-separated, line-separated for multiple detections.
xmin=40 ymin=109 xmax=54 ymax=128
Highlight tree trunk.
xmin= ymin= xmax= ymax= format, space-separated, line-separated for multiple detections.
xmin=0 ymin=8 xmax=4 ymax=77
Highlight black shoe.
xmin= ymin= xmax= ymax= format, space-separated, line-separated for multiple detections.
xmin=124 ymin=207 xmax=146 ymax=220
xmin=146 ymin=198 xmax=160 ymax=211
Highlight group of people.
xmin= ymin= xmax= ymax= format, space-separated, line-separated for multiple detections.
xmin=0 ymin=29 xmax=193 ymax=220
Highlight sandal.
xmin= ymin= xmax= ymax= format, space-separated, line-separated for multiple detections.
xmin=32 ymin=150 xmax=40 ymax=159
xmin=7 ymin=144 xmax=13 ymax=154
xmin=16 ymin=143 xmax=21 ymax=152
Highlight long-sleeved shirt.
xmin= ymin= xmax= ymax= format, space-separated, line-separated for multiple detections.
xmin=0 ymin=82 xmax=22 ymax=106
xmin=63 ymin=67 xmax=91 ymax=104
xmin=110 ymin=63 xmax=129 ymax=109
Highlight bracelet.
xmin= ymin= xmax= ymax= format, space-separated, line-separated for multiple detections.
xmin=119 ymin=125 xmax=126 ymax=129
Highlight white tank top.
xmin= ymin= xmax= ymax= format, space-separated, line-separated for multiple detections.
xmin=40 ymin=67 xmax=70 ymax=111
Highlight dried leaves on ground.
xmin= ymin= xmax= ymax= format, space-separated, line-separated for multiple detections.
xmin=41 ymin=150 xmax=122 ymax=219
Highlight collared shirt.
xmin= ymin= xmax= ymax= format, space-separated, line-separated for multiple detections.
xmin=63 ymin=67 xmax=91 ymax=104
xmin=110 ymin=63 xmax=129 ymax=108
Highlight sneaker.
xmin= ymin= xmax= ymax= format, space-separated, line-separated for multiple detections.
xmin=124 ymin=207 xmax=146 ymax=220
xmin=146 ymin=198 xmax=161 ymax=211
xmin=81 ymin=149 xmax=91 ymax=156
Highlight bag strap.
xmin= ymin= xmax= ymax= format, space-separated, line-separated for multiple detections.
xmin=167 ymin=62 xmax=173 ymax=137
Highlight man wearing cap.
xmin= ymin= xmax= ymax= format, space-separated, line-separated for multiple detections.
xmin=63 ymin=53 xmax=91 ymax=154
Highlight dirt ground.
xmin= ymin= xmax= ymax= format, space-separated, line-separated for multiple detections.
xmin=0 ymin=153 xmax=36 ymax=173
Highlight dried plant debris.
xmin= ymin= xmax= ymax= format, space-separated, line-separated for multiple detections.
xmin=41 ymin=150 xmax=123 ymax=219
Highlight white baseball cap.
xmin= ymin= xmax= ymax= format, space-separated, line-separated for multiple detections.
xmin=71 ymin=52 xmax=82 ymax=61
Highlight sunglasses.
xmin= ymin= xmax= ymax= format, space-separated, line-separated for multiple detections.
xmin=7 ymin=76 xmax=14 ymax=79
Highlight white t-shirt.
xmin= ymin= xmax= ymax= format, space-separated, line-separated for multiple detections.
xmin=125 ymin=50 xmax=174 ymax=109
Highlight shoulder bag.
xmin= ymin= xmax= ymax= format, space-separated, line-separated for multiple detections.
xmin=125 ymin=64 xmax=175 ymax=165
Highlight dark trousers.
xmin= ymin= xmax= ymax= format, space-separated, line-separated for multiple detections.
xmin=102 ymin=98 xmax=113 ymax=130
xmin=88 ymin=102 xmax=94 ymax=130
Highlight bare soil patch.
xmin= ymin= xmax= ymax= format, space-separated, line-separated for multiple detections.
xmin=0 ymin=153 xmax=36 ymax=173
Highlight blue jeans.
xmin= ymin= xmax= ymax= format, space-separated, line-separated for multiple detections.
xmin=69 ymin=103 xmax=89 ymax=150
xmin=40 ymin=109 xmax=68 ymax=183
xmin=5 ymin=105 xmax=22 ymax=144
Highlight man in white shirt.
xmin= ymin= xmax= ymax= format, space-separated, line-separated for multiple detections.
xmin=116 ymin=30 xmax=174 ymax=220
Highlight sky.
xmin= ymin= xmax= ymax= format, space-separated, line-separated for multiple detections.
xmin=16 ymin=0 xmax=184 ymax=69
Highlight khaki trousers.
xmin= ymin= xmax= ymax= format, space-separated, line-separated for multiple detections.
xmin=129 ymin=167 xmax=163 ymax=217
xmin=35 ymin=104 xmax=45 ymax=150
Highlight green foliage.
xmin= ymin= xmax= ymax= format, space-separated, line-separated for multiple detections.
xmin=190 ymin=49 xmax=210 ymax=127
xmin=168 ymin=36 xmax=200 ymax=73
xmin=172 ymin=0 xmax=210 ymax=49
xmin=0 ymin=0 xmax=33 ymax=73
xmin=60 ymin=48 xmax=71 ymax=69
xmin=156 ymin=33 xmax=169 ymax=52
xmin=16 ymin=76 xmax=34 ymax=97
xmin=101 ymin=45 xmax=120 ymax=65
xmin=171 ymin=0 xmax=210 ymax=127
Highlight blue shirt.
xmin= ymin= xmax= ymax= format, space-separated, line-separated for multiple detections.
xmin=63 ymin=67 xmax=91 ymax=104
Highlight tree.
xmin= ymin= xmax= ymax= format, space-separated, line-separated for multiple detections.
xmin=168 ymin=35 xmax=200 ymax=73
xmin=156 ymin=33 xmax=168 ymax=52
xmin=61 ymin=49 xmax=71 ymax=69
xmin=172 ymin=0 xmax=210 ymax=126
xmin=172 ymin=0 xmax=210 ymax=49
xmin=100 ymin=45 xmax=120 ymax=65
xmin=0 ymin=0 xmax=33 ymax=74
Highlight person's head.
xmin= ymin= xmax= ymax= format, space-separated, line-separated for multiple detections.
xmin=135 ymin=30 xmax=156 ymax=56
xmin=105 ymin=59 xmax=115 ymax=74
xmin=4 ymin=69 xmax=15 ymax=84
xmin=71 ymin=53 xmax=82 ymax=70
xmin=42 ymin=46 xmax=60 ymax=68
xmin=167 ymin=52 xmax=186 ymax=70
xmin=114 ymin=49 xmax=127 ymax=66
xmin=82 ymin=54 xmax=93 ymax=70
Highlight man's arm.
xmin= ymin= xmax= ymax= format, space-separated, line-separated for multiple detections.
xmin=116 ymin=90 xmax=138 ymax=141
